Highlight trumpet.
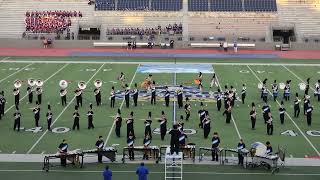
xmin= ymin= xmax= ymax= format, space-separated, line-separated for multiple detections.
xmin=28 ymin=78 xmax=36 ymax=87
xmin=59 ymin=80 xmax=68 ymax=89
xmin=35 ymin=79 xmax=43 ymax=87
xmin=78 ymin=81 xmax=86 ymax=90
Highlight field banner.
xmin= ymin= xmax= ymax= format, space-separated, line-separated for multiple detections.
xmin=137 ymin=64 xmax=214 ymax=73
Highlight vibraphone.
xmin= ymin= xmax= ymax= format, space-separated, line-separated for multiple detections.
xmin=198 ymin=147 xmax=223 ymax=164
xmin=122 ymin=146 xmax=160 ymax=163
xmin=43 ymin=150 xmax=84 ymax=172
xmin=221 ymin=148 xmax=249 ymax=167
xmin=160 ymin=145 xmax=196 ymax=162
xmin=82 ymin=147 xmax=117 ymax=162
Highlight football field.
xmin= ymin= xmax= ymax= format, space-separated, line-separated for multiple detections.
xmin=0 ymin=56 xmax=319 ymax=157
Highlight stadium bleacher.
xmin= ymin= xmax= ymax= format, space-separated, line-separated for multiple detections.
xmin=95 ymin=0 xmax=116 ymax=11
xmin=210 ymin=0 xmax=243 ymax=12
xmin=150 ymin=0 xmax=183 ymax=11
xmin=188 ymin=0 xmax=209 ymax=11
xmin=244 ymin=0 xmax=277 ymax=12
xmin=117 ymin=0 xmax=149 ymax=11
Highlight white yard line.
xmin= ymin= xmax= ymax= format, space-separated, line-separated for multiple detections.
xmin=282 ymin=65 xmax=316 ymax=91
xmin=247 ymin=65 xmax=320 ymax=156
xmin=103 ymin=64 xmax=140 ymax=147
xmin=4 ymin=59 xmax=320 ymax=66
xmin=215 ymin=73 xmax=242 ymax=139
xmin=0 ymin=169 xmax=319 ymax=176
xmin=26 ymin=64 xmax=105 ymax=154
xmin=4 ymin=63 xmax=69 ymax=114
xmin=0 ymin=57 xmax=10 ymax=62
xmin=0 ymin=63 xmax=33 ymax=83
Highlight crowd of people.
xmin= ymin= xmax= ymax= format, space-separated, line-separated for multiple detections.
xmin=24 ymin=11 xmax=82 ymax=34
xmin=106 ymin=23 xmax=183 ymax=36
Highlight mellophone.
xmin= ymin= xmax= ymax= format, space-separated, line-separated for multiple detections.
xmin=122 ymin=146 xmax=160 ymax=163
xmin=160 ymin=145 xmax=196 ymax=162
xmin=43 ymin=147 xmax=117 ymax=172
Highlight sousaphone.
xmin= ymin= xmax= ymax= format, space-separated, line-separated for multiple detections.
xmin=28 ymin=78 xmax=36 ymax=87
xmin=299 ymin=83 xmax=306 ymax=91
xmin=94 ymin=79 xmax=102 ymax=88
xmin=35 ymin=79 xmax=44 ymax=87
xmin=14 ymin=79 xmax=22 ymax=88
xmin=279 ymin=83 xmax=286 ymax=90
xmin=59 ymin=80 xmax=68 ymax=89
xmin=78 ymin=81 xmax=86 ymax=90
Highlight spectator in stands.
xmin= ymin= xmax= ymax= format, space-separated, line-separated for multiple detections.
xmin=103 ymin=165 xmax=112 ymax=180
xmin=219 ymin=42 xmax=223 ymax=51
xmin=233 ymin=41 xmax=238 ymax=53
xmin=43 ymin=38 xmax=48 ymax=48
xmin=223 ymin=41 xmax=228 ymax=52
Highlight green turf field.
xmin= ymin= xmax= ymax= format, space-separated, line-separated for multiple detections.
xmin=0 ymin=57 xmax=320 ymax=158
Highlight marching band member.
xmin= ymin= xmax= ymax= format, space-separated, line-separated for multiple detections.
xmin=305 ymin=78 xmax=310 ymax=95
xmin=279 ymin=101 xmax=286 ymax=125
xmin=266 ymin=112 xmax=273 ymax=135
xmin=211 ymin=132 xmax=220 ymax=161
xmin=316 ymin=80 xmax=320 ymax=101
xmin=0 ymin=91 xmax=7 ymax=116
xmin=0 ymin=91 xmax=5 ymax=119
xmin=216 ymin=89 xmax=222 ymax=111
xmin=58 ymin=139 xmax=68 ymax=167
xmin=197 ymin=72 xmax=203 ymax=89
xmin=150 ymin=81 xmax=156 ymax=105
xmin=266 ymin=141 xmax=273 ymax=154
xmin=127 ymin=132 xmax=135 ymax=160
xmin=133 ymin=83 xmax=139 ymax=107
xmin=60 ymin=88 xmax=67 ymax=106
xmin=72 ymin=105 xmax=80 ymax=130
xmin=142 ymin=134 xmax=151 ymax=160
xmin=184 ymin=97 xmax=191 ymax=121
xmin=13 ymin=106 xmax=21 ymax=131
xmin=237 ymin=139 xmax=246 ymax=166
xmin=262 ymin=102 xmax=270 ymax=124
xmin=198 ymin=102 xmax=208 ymax=128
xmin=272 ymin=80 xmax=279 ymax=101
xmin=177 ymin=115 xmax=184 ymax=132
xmin=13 ymin=86 xmax=20 ymax=106
xmin=210 ymin=73 xmax=217 ymax=88
xmin=126 ymin=111 xmax=135 ymax=138
xmin=118 ymin=72 xmax=125 ymax=88
xmin=159 ymin=111 xmax=167 ymax=141
xmin=110 ymin=86 xmax=115 ymax=108
xmin=164 ymin=86 xmax=170 ymax=107
xmin=203 ymin=114 xmax=211 ymax=139
xmin=306 ymin=103 xmax=313 ymax=126
xmin=250 ymin=102 xmax=257 ymax=130
xmin=223 ymin=100 xmax=232 ymax=124
xmin=114 ymin=109 xmax=122 ymax=137
xmin=87 ymin=103 xmax=94 ymax=129
xmin=36 ymin=86 xmax=43 ymax=105
xmin=144 ymin=112 xmax=152 ymax=139
xmin=223 ymin=85 xmax=229 ymax=109
xmin=27 ymin=84 xmax=33 ymax=104
xmin=230 ymin=86 xmax=236 ymax=107
xmin=241 ymin=84 xmax=246 ymax=104
xmin=283 ymin=80 xmax=291 ymax=101
xmin=95 ymin=136 xmax=104 ymax=163
xmin=75 ymin=87 xmax=83 ymax=107
xmin=294 ymin=93 xmax=301 ymax=118
xmin=33 ymin=101 xmax=40 ymax=127
xmin=124 ymin=84 xmax=130 ymax=108
xmin=46 ymin=104 xmax=53 ymax=131
xmin=177 ymin=85 xmax=183 ymax=108
xmin=261 ymin=78 xmax=267 ymax=100
xmin=303 ymin=95 xmax=310 ymax=115
xmin=94 ymin=85 xmax=101 ymax=106
xmin=169 ymin=124 xmax=180 ymax=155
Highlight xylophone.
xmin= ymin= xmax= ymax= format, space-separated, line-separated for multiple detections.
xmin=43 ymin=149 xmax=84 ymax=172
xmin=198 ymin=147 xmax=223 ymax=164
xmin=122 ymin=146 xmax=160 ymax=163
xmin=82 ymin=147 xmax=117 ymax=162
xmin=221 ymin=148 xmax=249 ymax=167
